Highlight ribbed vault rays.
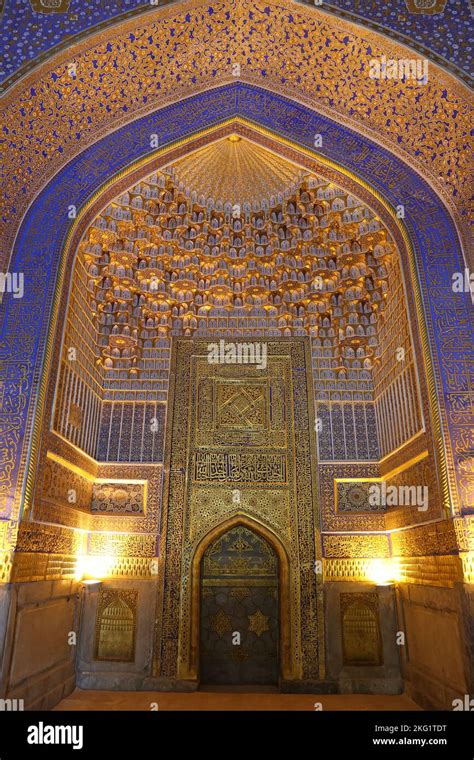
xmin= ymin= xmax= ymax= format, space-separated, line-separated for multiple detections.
xmin=170 ymin=136 xmax=307 ymax=208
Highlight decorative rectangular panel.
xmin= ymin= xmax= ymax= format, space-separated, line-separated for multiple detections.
xmin=336 ymin=481 xmax=385 ymax=513
xmin=97 ymin=401 xmax=165 ymax=462
xmin=91 ymin=481 xmax=146 ymax=514
xmin=316 ymin=402 xmax=379 ymax=461
xmin=94 ymin=589 xmax=138 ymax=662
xmin=340 ymin=592 xmax=382 ymax=666
xmin=194 ymin=451 xmax=286 ymax=484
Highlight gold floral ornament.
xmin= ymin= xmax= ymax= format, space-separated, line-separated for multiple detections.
xmin=210 ymin=607 xmax=233 ymax=637
xmin=247 ymin=609 xmax=270 ymax=637
xmin=404 ymin=0 xmax=447 ymax=13
xmin=29 ymin=0 xmax=71 ymax=12
xmin=171 ymin=137 xmax=306 ymax=209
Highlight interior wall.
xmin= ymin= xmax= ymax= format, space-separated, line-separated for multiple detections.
xmin=3 ymin=128 xmax=469 ymax=707
xmin=53 ymin=247 xmax=104 ymax=458
xmin=397 ymin=582 xmax=472 ymax=709
xmin=0 ymin=580 xmax=80 ymax=710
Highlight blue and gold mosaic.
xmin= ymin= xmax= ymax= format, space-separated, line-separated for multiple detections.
xmin=1 ymin=0 xmax=471 ymax=246
xmin=0 ymin=83 xmax=471 ymax=527
xmin=0 ymin=0 xmax=472 ymax=90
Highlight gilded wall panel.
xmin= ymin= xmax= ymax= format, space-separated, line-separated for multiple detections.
xmin=384 ymin=455 xmax=442 ymax=531
xmin=156 ymin=338 xmax=323 ymax=683
xmin=94 ymin=463 xmax=162 ymax=534
xmin=94 ymin=589 xmax=138 ymax=662
xmin=16 ymin=521 xmax=83 ymax=555
xmin=396 ymin=555 xmax=462 ymax=586
xmin=10 ymin=552 xmax=77 ymax=582
xmin=336 ymin=481 xmax=385 ymax=514
xmin=390 ymin=519 xmax=459 ymax=557
xmin=87 ymin=532 xmax=155 ymax=558
xmin=323 ymin=534 xmax=390 ymax=559
xmin=319 ymin=463 xmax=385 ymax=532
xmin=461 ymin=553 xmax=474 ymax=584
xmin=91 ymin=481 xmax=145 ymax=515
xmin=42 ymin=457 xmax=93 ymax=513
xmin=340 ymin=592 xmax=382 ymax=666
xmin=189 ymin=487 xmax=290 ymax=541
xmin=453 ymin=515 xmax=474 ymax=553
xmin=323 ymin=558 xmax=375 ymax=583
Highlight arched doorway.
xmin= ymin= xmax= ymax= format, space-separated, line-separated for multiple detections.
xmin=200 ymin=525 xmax=279 ymax=686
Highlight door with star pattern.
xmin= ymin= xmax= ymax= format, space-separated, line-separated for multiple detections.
xmin=200 ymin=526 xmax=279 ymax=685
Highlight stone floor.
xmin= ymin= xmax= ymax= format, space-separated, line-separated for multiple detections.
xmin=55 ymin=688 xmax=421 ymax=711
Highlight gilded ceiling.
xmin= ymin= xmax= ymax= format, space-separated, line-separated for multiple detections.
xmin=0 ymin=1 xmax=471 ymax=525
xmin=170 ymin=136 xmax=306 ymax=208
xmin=78 ymin=151 xmax=395 ymax=394
xmin=1 ymin=0 xmax=471 ymax=89
xmin=1 ymin=0 xmax=471 ymax=260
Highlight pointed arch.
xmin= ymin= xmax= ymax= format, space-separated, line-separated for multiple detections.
xmin=188 ymin=513 xmax=294 ymax=682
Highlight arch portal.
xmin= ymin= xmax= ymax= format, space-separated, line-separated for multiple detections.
xmin=199 ymin=524 xmax=280 ymax=686
xmin=0 ymin=2 xmax=471 ymax=711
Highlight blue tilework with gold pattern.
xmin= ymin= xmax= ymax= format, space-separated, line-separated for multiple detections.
xmin=0 ymin=0 xmax=472 ymax=90
xmin=0 ymin=82 xmax=471 ymax=523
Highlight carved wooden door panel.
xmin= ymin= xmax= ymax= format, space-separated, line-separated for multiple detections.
xmin=200 ymin=526 xmax=279 ymax=685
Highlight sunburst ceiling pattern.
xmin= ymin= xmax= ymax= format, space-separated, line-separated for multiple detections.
xmin=77 ymin=139 xmax=396 ymax=400
xmin=169 ymin=137 xmax=307 ymax=209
